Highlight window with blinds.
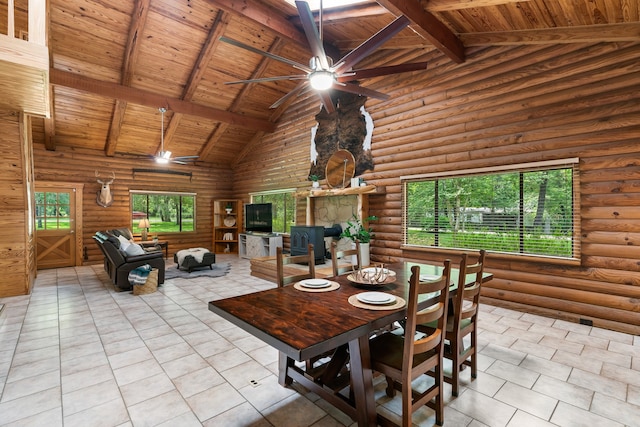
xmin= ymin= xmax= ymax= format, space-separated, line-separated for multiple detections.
xmin=403 ymin=159 xmax=579 ymax=259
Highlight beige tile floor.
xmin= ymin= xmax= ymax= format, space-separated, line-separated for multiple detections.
xmin=0 ymin=254 xmax=639 ymax=426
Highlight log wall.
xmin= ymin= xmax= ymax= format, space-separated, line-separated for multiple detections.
xmin=233 ymin=42 xmax=640 ymax=334
xmin=0 ymin=110 xmax=36 ymax=297
xmin=32 ymin=144 xmax=235 ymax=268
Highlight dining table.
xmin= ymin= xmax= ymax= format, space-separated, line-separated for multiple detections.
xmin=208 ymin=261 xmax=493 ymax=426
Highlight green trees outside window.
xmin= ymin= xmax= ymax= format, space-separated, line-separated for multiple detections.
xmin=35 ymin=192 xmax=70 ymax=230
xmin=252 ymin=191 xmax=295 ymax=233
xmin=405 ymin=165 xmax=575 ymax=258
xmin=131 ymin=192 xmax=195 ymax=234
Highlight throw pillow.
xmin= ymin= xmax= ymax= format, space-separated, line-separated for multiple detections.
xmin=125 ymin=243 xmax=146 ymax=256
xmin=117 ymin=234 xmax=131 ymax=251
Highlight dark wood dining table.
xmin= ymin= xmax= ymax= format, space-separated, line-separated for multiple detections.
xmin=208 ymin=261 xmax=493 ymax=426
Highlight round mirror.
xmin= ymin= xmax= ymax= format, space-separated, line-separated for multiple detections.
xmin=325 ymin=149 xmax=356 ymax=188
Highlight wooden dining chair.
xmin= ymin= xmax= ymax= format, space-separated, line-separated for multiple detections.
xmin=330 ymin=240 xmax=360 ymax=276
xmin=369 ymin=261 xmax=451 ymax=426
xmin=419 ymin=250 xmax=486 ymax=397
xmin=276 ymin=244 xmax=315 ymax=288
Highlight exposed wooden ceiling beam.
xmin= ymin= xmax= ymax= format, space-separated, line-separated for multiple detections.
xmin=43 ymin=116 xmax=55 ymax=150
xmin=460 ymin=23 xmax=640 ymax=45
xmin=289 ymin=3 xmax=388 ymax=24
xmin=43 ymin=73 xmax=56 ymax=151
xmin=336 ymin=23 xmax=640 ymax=51
xmin=50 ymin=69 xmax=276 ymax=132
xmin=376 ymin=0 xmax=465 ymax=63
xmin=204 ymin=0 xmax=308 ymax=46
xmin=105 ymin=0 xmax=150 ymax=156
xmin=421 ymin=0 xmax=530 ymax=12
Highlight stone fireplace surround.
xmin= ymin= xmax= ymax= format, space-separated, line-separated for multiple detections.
xmin=297 ymin=185 xmax=380 ymax=257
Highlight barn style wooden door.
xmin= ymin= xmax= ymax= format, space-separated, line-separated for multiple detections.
xmin=35 ymin=183 xmax=84 ymax=269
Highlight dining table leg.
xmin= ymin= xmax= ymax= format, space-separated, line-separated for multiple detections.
xmin=348 ymin=335 xmax=377 ymax=426
xmin=278 ymin=352 xmax=294 ymax=386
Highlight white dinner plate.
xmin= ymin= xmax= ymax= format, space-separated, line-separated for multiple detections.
xmin=223 ymin=216 xmax=236 ymax=227
xmin=299 ymin=279 xmax=331 ymax=288
xmin=361 ymin=267 xmax=396 ymax=276
xmin=420 ymin=274 xmax=440 ymax=281
xmin=356 ymin=292 xmax=396 ymax=305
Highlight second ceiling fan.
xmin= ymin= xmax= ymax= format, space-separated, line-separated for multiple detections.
xmin=221 ymin=0 xmax=427 ymax=113
xmin=152 ymin=108 xmax=199 ymax=165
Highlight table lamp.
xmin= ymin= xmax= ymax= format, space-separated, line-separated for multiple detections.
xmin=138 ymin=218 xmax=150 ymax=241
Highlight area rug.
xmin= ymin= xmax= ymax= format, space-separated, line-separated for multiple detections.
xmin=164 ymin=262 xmax=230 ymax=280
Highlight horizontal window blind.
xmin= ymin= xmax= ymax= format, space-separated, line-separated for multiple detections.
xmin=404 ymin=162 xmax=579 ymax=259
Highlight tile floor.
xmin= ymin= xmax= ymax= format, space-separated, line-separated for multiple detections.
xmin=0 ymin=254 xmax=639 ymax=427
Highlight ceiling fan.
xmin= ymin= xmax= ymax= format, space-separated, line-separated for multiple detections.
xmin=221 ymin=0 xmax=428 ymax=113
xmin=152 ymin=108 xmax=199 ymax=165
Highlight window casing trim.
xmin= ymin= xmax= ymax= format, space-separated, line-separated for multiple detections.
xmin=401 ymin=158 xmax=579 ymax=181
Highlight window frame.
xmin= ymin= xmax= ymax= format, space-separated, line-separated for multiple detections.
xmin=250 ymin=189 xmax=296 ymax=234
xmin=401 ymin=158 xmax=581 ymax=262
xmin=130 ymin=190 xmax=197 ymax=235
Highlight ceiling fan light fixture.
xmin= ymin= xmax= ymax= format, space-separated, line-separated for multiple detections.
xmin=156 ymin=150 xmax=171 ymax=164
xmin=309 ymin=70 xmax=334 ymax=90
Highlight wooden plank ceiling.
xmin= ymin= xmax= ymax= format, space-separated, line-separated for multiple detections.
xmin=25 ymin=0 xmax=640 ymax=166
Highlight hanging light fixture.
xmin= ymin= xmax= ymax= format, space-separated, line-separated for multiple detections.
xmin=308 ymin=56 xmax=335 ymax=91
xmin=156 ymin=108 xmax=170 ymax=164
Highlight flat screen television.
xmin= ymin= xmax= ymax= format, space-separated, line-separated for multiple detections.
xmin=244 ymin=203 xmax=273 ymax=234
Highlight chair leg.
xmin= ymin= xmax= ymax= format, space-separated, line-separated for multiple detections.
xmin=385 ymin=376 xmax=396 ymax=397
xmin=435 ymin=364 xmax=444 ymax=426
xmin=451 ymin=340 xmax=461 ymax=397
xmin=470 ymin=329 xmax=478 ymax=379
xmin=401 ymin=381 xmax=412 ymax=427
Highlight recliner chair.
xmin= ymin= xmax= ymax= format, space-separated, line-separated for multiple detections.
xmin=93 ymin=231 xmax=165 ymax=291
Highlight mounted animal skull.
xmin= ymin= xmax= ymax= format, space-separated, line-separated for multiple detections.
xmin=96 ymin=171 xmax=115 ymax=207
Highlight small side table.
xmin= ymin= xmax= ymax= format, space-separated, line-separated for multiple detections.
xmin=139 ymin=240 xmax=168 ymax=258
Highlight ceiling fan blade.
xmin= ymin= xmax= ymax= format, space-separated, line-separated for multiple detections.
xmin=337 ymin=62 xmax=428 ymax=82
xmin=295 ymin=0 xmax=330 ymax=70
xmin=174 ymin=156 xmax=199 ymax=160
xmin=334 ymin=15 xmax=410 ymax=73
xmin=270 ymin=82 xmax=309 ymax=109
xmin=317 ymin=90 xmax=335 ymax=114
xmin=225 ymin=75 xmax=308 ymax=85
xmin=335 ymin=81 xmax=389 ymax=101
xmin=220 ymin=36 xmax=311 ymax=72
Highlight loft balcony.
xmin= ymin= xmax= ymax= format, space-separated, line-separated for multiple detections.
xmin=0 ymin=0 xmax=49 ymax=117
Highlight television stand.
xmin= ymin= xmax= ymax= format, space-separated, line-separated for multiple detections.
xmin=239 ymin=233 xmax=283 ymax=259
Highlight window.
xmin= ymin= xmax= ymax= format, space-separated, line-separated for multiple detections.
xmin=35 ymin=191 xmax=70 ymax=230
xmin=404 ymin=160 xmax=579 ymax=259
xmin=251 ymin=190 xmax=296 ymax=234
xmin=130 ymin=191 xmax=195 ymax=234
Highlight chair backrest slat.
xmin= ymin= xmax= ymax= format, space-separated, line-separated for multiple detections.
xmin=276 ymin=244 xmax=315 ymax=287
xmin=330 ymin=240 xmax=360 ymax=277
xmin=452 ymin=250 xmax=486 ymax=327
xmin=403 ymin=261 xmax=451 ymax=365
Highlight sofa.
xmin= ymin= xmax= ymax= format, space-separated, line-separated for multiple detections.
xmin=93 ymin=229 xmax=165 ymax=291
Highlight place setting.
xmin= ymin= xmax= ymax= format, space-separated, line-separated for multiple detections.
xmin=293 ymin=278 xmax=341 ymax=292
xmin=348 ymin=291 xmax=406 ymax=310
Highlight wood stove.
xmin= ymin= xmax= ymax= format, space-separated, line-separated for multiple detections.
xmin=290 ymin=226 xmax=325 ymax=264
